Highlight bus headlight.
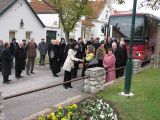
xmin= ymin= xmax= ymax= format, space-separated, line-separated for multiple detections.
xmin=138 ymin=53 xmax=141 ymax=57
xmin=135 ymin=52 xmax=141 ymax=57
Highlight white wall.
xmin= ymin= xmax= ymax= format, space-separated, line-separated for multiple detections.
xmin=90 ymin=3 xmax=110 ymax=41
xmin=70 ymin=21 xmax=82 ymax=41
xmin=0 ymin=0 xmax=45 ymax=43
xmin=38 ymin=14 xmax=59 ymax=28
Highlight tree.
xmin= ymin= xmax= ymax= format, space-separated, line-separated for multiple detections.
xmin=43 ymin=0 xmax=92 ymax=42
xmin=139 ymin=0 xmax=160 ymax=10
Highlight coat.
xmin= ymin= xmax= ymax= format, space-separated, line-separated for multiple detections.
xmin=1 ymin=48 xmax=12 ymax=76
xmin=38 ymin=42 xmax=47 ymax=55
xmin=14 ymin=47 xmax=26 ymax=71
xmin=26 ymin=42 xmax=37 ymax=58
xmin=63 ymin=49 xmax=79 ymax=72
xmin=103 ymin=53 xmax=116 ymax=82
xmin=48 ymin=44 xmax=61 ymax=73
xmin=96 ymin=48 xmax=106 ymax=60
xmin=59 ymin=42 xmax=66 ymax=65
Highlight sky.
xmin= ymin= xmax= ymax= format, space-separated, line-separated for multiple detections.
xmin=113 ymin=0 xmax=160 ymax=18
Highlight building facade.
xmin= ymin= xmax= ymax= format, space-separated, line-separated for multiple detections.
xmin=0 ymin=0 xmax=45 ymax=43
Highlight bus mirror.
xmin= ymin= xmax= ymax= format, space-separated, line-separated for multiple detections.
xmin=109 ymin=25 xmax=113 ymax=38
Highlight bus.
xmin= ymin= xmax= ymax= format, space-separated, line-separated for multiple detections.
xmin=108 ymin=12 xmax=160 ymax=62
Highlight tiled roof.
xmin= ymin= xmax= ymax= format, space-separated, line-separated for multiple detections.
xmin=0 ymin=0 xmax=16 ymax=15
xmin=0 ymin=0 xmax=45 ymax=27
xmin=29 ymin=0 xmax=57 ymax=14
xmin=89 ymin=0 xmax=106 ymax=19
xmin=82 ymin=18 xmax=95 ymax=27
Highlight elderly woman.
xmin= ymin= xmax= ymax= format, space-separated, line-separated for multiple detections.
xmin=14 ymin=41 xmax=26 ymax=79
xmin=63 ymin=39 xmax=83 ymax=89
xmin=48 ymin=39 xmax=61 ymax=77
xmin=103 ymin=48 xmax=116 ymax=82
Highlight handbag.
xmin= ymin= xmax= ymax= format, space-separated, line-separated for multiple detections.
xmin=50 ymin=50 xmax=55 ymax=59
xmin=88 ymin=58 xmax=98 ymax=66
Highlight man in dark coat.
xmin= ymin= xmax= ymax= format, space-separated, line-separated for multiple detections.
xmin=0 ymin=40 xmax=5 ymax=72
xmin=117 ymin=41 xmax=128 ymax=77
xmin=72 ymin=37 xmax=85 ymax=78
xmin=48 ymin=39 xmax=61 ymax=77
xmin=14 ymin=41 xmax=26 ymax=79
xmin=92 ymin=37 xmax=100 ymax=54
xmin=38 ymin=38 xmax=47 ymax=66
xmin=9 ymin=38 xmax=18 ymax=67
xmin=2 ymin=42 xmax=12 ymax=84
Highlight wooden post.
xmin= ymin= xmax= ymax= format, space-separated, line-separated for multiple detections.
xmin=154 ymin=24 xmax=160 ymax=69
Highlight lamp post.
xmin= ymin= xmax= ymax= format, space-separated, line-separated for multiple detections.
xmin=121 ymin=0 xmax=137 ymax=96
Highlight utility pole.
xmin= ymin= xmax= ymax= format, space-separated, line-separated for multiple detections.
xmin=120 ymin=0 xmax=137 ymax=96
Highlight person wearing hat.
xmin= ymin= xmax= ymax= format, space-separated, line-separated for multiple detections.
xmin=10 ymin=38 xmax=18 ymax=67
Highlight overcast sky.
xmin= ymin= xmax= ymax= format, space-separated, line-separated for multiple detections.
xmin=113 ymin=0 xmax=160 ymax=18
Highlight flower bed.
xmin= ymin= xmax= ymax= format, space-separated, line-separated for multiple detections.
xmin=38 ymin=97 xmax=119 ymax=120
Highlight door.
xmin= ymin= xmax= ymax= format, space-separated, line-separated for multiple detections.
xmin=46 ymin=30 xmax=57 ymax=45
xmin=9 ymin=31 xmax=16 ymax=42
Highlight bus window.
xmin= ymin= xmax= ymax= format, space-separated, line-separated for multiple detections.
xmin=109 ymin=16 xmax=144 ymax=41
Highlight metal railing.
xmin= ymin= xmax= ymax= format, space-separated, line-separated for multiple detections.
xmin=3 ymin=76 xmax=89 ymax=100
xmin=3 ymin=66 xmax=128 ymax=100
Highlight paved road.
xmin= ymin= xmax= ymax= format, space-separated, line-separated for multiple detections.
xmin=0 ymin=65 xmax=87 ymax=120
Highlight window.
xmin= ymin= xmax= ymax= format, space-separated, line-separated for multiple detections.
xmin=26 ymin=31 xmax=32 ymax=41
xmin=9 ymin=31 xmax=16 ymax=42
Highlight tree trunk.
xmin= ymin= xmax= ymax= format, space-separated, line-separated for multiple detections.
xmin=65 ymin=32 xmax=70 ymax=43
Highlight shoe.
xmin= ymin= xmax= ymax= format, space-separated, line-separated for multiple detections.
xmin=19 ymin=75 xmax=23 ymax=78
xmin=68 ymin=86 xmax=73 ymax=88
xmin=53 ymin=74 xmax=59 ymax=77
xmin=3 ymin=80 xmax=11 ymax=84
xmin=26 ymin=73 xmax=30 ymax=75
xmin=30 ymin=72 xmax=35 ymax=74
xmin=63 ymin=86 xmax=68 ymax=89
xmin=16 ymin=77 xmax=20 ymax=79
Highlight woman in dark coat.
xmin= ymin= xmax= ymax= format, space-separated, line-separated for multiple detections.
xmin=14 ymin=42 xmax=26 ymax=79
xmin=48 ymin=39 xmax=61 ymax=77
xmin=59 ymin=38 xmax=66 ymax=66
xmin=2 ymin=42 xmax=12 ymax=83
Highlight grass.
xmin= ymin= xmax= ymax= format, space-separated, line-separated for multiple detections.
xmin=35 ymin=56 xmax=49 ymax=65
xmin=98 ymin=68 xmax=160 ymax=120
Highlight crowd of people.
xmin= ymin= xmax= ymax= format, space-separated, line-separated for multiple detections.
xmin=0 ymin=36 xmax=127 ymax=88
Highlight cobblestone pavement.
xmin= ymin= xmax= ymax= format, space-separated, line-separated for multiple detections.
xmin=0 ymin=65 xmax=87 ymax=120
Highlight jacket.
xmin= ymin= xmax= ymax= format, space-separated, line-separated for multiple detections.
xmin=63 ymin=49 xmax=79 ymax=72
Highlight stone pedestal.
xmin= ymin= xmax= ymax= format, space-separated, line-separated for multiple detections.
xmin=0 ymin=92 xmax=4 ymax=120
xmin=84 ymin=67 xmax=106 ymax=93
xmin=132 ymin=59 xmax=142 ymax=74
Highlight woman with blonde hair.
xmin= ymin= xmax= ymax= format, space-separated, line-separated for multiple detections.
xmin=48 ymin=39 xmax=61 ymax=77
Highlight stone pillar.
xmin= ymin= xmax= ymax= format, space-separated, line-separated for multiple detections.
xmin=84 ymin=67 xmax=106 ymax=93
xmin=132 ymin=59 xmax=142 ymax=74
xmin=0 ymin=92 xmax=4 ymax=120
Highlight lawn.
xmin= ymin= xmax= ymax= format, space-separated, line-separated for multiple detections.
xmin=98 ymin=68 xmax=160 ymax=120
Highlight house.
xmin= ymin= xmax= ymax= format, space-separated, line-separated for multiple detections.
xmin=28 ymin=0 xmax=112 ymax=42
xmin=29 ymin=0 xmax=61 ymax=44
xmin=80 ymin=0 xmax=111 ymax=41
xmin=0 ymin=0 xmax=46 ymax=43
